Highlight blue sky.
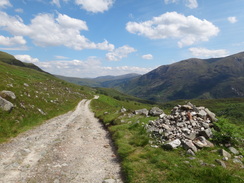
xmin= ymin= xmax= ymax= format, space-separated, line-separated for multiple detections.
xmin=0 ymin=0 xmax=243 ymax=77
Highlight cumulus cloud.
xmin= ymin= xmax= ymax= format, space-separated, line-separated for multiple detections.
xmin=0 ymin=0 xmax=12 ymax=8
xmin=75 ymin=0 xmax=115 ymax=13
xmin=0 ymin=12 xmax=114 ymax=50
xmin=142 ymin=54 xmax=153 ymax=60
xmin=227 ymin=16 xmax=237 ymax=24
xmin=14 ymin=54 xmax=39 ymax=63
xmin=126 ymin=12 xmax=219 ymax=47
xmin=0 ymin=35 xmax=26 ymax=46
xmin=189 ymin=47 xmax=228 ymax=58
xmin=36 ymin=58 xmax=151 ymax=77
xmin=106 ymin=45 xmax=137 ymax=61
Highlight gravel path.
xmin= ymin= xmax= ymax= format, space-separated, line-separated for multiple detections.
xmin=0 ymin=98 xmax=123 ymax=183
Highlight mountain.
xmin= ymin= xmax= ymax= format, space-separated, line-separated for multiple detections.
xmin=55 ymin=73 xmax=140 ymax=88
xmin=116 ymin=52 xmax=244 ymax=102
xmin=0 ymin=51 xmax=45 ymax=73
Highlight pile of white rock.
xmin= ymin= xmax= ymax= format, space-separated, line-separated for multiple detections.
xmin=145 ymin=102 xmax=218 ymax=155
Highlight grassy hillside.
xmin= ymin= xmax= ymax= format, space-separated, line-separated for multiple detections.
xmin=0 ymin=57 xmax=94 ymax=143
xmin=117 ymin=52 xmax=244 ymax=102
xmin=91 ymin=95 xmax=244 ymax=183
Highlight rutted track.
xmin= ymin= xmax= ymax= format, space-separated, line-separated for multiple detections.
xmin=0 ymin=98 xmax=122 ymax=183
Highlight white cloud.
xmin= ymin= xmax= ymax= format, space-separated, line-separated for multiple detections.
xmin=75 ymin=0 xmax=115 ymax=13
xmin=15 ymin=8 xmax=24 ymax=13
xmin=54 ymin=55 xmax=69 ymax=59
xmin=185 ymin=0 xmax=198 ymax=9
xmin=164 ymin=0 xmax=178 ymax=4
xmin=51 ymin=0 xmax=61 ymax=7
xmin=106 ymin=45 xmax=137 ymax=61
xmin=126 ymin=12 xmax=219 ymax=47
xmin=0 ymin=35 xmax=26 ymax=46
xmin=36 ymin=58 xmax=151 ymax=77
xmin=14 ymin=54 xmax=39 ymax=63
xmin=164 ymin=0 xmax=198 ymax=9
xmin=227 ymin=16 xmax=237 ymax=24
xmin=0 ymin=0 xmax=12 ymax=8
xmin=0 ymin=12 xmax=114 ymax=50
xmin=189 ymin=47 xmax=228 ymax=58
xmin=142 ymin=54 xmax=153 ymax=60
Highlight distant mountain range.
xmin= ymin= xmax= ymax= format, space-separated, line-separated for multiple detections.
xmin=59 ymin=51 xmax=244 ymax=102
xmin=55 ymin=73 xmax=140 ymax=88
xmin=117 ymin=51 xmax=244 ymax=101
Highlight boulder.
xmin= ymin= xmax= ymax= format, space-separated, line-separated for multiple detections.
xmin=149 ymin=107 xmax=164 ymax=116
xmin=215 ymin=159 xmax=226 ymax=168
xmin=204 ymin=108 xmax=218 ymax=122
xmin=0 ymin=96 xmax=14 ymax=111
xmin=0 ymin=90 xmax=16 ymax=100
xmin=134 ymin=108 xmax=149 ymax=116
xmin=163 ymin=139 xmax=181 ymax=150
xmin=182 ymin=140 xmax=198 ymax=153
xmin=219 ymin=149 xmax=231 ymax=158
xmin=228 ymin=147 xmax=239 ymax=155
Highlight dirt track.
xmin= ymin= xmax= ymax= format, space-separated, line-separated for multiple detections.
xmin=0 ymin=98 xmax=122 ymax=183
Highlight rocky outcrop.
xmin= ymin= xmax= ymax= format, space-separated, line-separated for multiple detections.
xmin=145 ymin=102 xmax=217 ymax=152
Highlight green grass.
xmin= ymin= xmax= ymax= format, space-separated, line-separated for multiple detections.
xmin=91 ymin=95 xmax=244 ymax=183
xmin=0 ymin=60 xmax=94 ymax=142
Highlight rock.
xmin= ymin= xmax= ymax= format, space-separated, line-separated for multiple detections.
xmin=182 ymin=140 xmax=198 ymax=153
xmin=228 ymin=147 xmax=239 ymax=155
xmin=134 ymin=108 xmax=149 ymax=116
xmin=184 ymin=132 xmax=196 ymax=140
xmin=0 ymin=90 xmax=16 ymax=100
xmin=233 ymin=158 xmax=243 ymax=165
xmin=219 ymin=149 xmax=231 ymax=158
xmin=120 ymin=107 xmax=127 ymax=113
xmin=149 ymin=107 xmax=164 ymax=116
xmin=193 ymin=136 xmax=214 ymax=148
xmin=198 ymin=110 xmax=207 ymax=118
xmin=215 ymin=159 xmax=226 ymax=168
xmin=187 ymin=149 xmax=196 ymax=156
xmin=163 ymin=139 xmax=181 ymax=150
xmin=199 ymin=128 xmax=213 ymax=139
xmin=24 ymin=83 xmax=29 ymax=87
xmin=204 ymin=108 xmax=218 ymax=122
xmin=0 ymin=96 xmax=14 ymax=111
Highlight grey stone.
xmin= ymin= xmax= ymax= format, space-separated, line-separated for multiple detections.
xmin=149 ymin=107 xmax=164 ymax=116
xmin=193 ymin=136 xmax=214 ymax=148
xmin=198 ymin=110 xmax=207 ymax=118
xmin=204 ymin=108 xmax=218 ymax=122
xmin=184 ymin=132 xmax=196 ymax=140
xmin=199 ymin=128 xmax=213 ymax=139
xmin=187 ymin=149 xmax=196 ymax=156
xmin=120 ymin=107 xmax=127 ymax=113
xmin=219 ymin=149 xmax=231 ymax=158
xmin=134 ymin=108 xmax=149 ymax=116
xmin=233 ymin=158 xmax=243 ymax=165
xmin=164 ymin=139 xmax=181 ymax=150
xmin=0 ymin=96 xmax=14 ymax=111
xmin=215 ymin=159 xmax=226 ymax=168
xmin=182 ymin=140 xmax=198 ymax=153
xmin=0 ymin=90 xmax=16 ymax=99
xmin=228 ymin=147 xmax=239 ymax=155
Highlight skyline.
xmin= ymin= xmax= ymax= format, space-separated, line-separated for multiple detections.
xmin=0 ymin=0 xmax=243 ymax=77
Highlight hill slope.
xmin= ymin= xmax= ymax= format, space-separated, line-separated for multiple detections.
xmin=0 ymin=51 xmax=45 ymax=72
xmin=117 ymin=52 xmax=244 ymax=101
xmin=0 ymin=51 xmax=93 ymax=142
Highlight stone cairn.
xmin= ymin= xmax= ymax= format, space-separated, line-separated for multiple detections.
xmin=145 ymin=102 xmax=218 ymax=154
